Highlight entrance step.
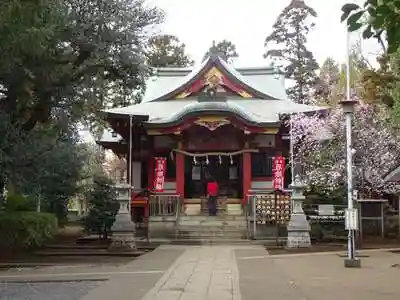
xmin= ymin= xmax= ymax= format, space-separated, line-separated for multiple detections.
xmin=175 ymin=215 xmax=248 ymax=242
xmin=179 ymin=215 xmax=246 ymax=227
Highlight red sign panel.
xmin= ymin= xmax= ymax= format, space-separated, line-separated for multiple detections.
xmin=273 ymin=156 xmax=286 ymax=191
xmin=153 ymin=157 xmax=167 ymax=192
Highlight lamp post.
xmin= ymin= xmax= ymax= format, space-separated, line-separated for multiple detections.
xmin=339 ymin=99 xmax=361 ymax=268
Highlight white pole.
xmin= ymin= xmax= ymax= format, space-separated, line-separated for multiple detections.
xmin=128 ymin=115 xmax=133 ymax=214
xmin=290 ymin=115 xmax=295 ymax=184
xmin=345 ymin=30 xmax=356 ymax=262
xmin=345 ymin=112 xmax=354 ymax=259
xmin=346 ymin=31 xmax=351 ymax=103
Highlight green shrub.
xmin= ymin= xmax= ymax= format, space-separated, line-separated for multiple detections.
xmin=4 ymin=194 xmax=36 ymax=212
xmin=84 ymin=175 xmax=119 ymax=239
xmin=310 ymin=223 xmax=324 ymax=242
xmin=0 ymin=212 xmax=58 ymax=249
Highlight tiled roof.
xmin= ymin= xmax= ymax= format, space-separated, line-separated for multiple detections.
xmin=104 ymin=98 xmax=325 ymax=126
xmin=141 ymin=55 xmax=286 ymax=102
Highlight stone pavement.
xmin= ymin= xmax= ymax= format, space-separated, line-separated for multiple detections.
xmin=140 ymin=246 xmax=242 ymax=300
xmin=1 ymin=245 xmax=400 ymax=300
xmin=235 ymin=248 xmax=400 ymax=300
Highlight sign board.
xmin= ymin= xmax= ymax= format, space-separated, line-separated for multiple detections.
xmin=273 ymin=156 xmax=286 ymax=191
xmin=345 ymin=208 xmax=359 ymax=230
xmin=318 ymin=204 xmax=335 ymax=216
xmin=153 ymin=157 xmax=167 ymax=192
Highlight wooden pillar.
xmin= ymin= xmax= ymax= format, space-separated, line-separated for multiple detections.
xmin=147 ymin=137 xmax=154 ymax=190
xmin=147 ymin=156 xmax=154 ymax=190
xmin=242 ymin=151 xmax=251 ymax=205
xmin=126 ymin=151 xmax=131 ymax=185
xmin=176 ymin=151 xmax=185 ymax=198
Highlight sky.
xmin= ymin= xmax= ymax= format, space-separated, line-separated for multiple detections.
xmin=147 ymin=0 xmax=381 ymax=67
xmin=83 ymin=0 xmax=382 ymax=143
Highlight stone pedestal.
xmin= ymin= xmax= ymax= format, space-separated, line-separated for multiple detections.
xmin=286 ymin=175 xmax=311 ymax=248
xmin=344 ymin=258 xmax=361 ymax=268
xmin=109 ymin=184 xmax=136 ymax=251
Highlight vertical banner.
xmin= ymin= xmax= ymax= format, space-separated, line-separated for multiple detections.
xmin=273 ymin=156 xmax=286 ymax=191
xmin=153 ymin=157 xmax=167 ymax=192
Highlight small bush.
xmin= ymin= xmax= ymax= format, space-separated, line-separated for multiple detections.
xmin=4 ymin=194 xmax=36 ymax=212
xmin=0 ymin=212 xmax=58 ymax=249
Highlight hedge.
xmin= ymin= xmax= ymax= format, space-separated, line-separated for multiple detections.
xmin=0 ymin=212 xmax=58 ymax=249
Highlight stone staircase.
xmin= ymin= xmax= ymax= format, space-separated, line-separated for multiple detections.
xmin=146 ymin=214 xmax=249 ymax=244
xmin=176 ymin=215 xmax=248 ymax=243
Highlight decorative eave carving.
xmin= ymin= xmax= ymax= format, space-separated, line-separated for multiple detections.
xmin=194 ymin=116 xmax=230 ymax=131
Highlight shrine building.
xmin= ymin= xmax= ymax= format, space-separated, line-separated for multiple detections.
xmin=97 ymin=54 xmax=322 ymax=217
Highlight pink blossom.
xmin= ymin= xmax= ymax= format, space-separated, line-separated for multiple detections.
xmin=290 ymin=101 xmax=400 ymax=194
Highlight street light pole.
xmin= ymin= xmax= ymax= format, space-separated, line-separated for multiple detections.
xmin=342 ymin=102 xmax=356 ymax=256
xmin=340 ymin=100 xmax=360 ymax=268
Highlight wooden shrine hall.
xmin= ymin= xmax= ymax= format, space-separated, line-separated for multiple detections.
xmin=97 ymin=53 xmax=322 ymax=217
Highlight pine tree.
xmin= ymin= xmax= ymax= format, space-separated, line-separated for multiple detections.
xmin=146 ymin=34 xmax=194 ymax=68
xmin=203 ymin=40 xmax=239 ymax=63
xmin=264 ymin=0 xmax=319 ymax=104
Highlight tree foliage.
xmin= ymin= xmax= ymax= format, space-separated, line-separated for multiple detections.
xmin=0 ymin=0 xmax=164 ymax=132
xmin=0 ymin=0 xmax=164 ymax=216
xmin=146 ymin=34 xmax=194 ymax=68
xmin=341 ymin=0 xmax=400 ymax=53
xmin=315 ymin=57 xmax=340 ymax=104
xmin=7 ymin=122 xmax=88 ymax=221
xmin=203 ymin=40 xmax=239 ymax=63
xmin=84 ymin=175 xmax=119 ymax=239
xmin=341 ymin=1 xmax=400 ymax=119
xmin=264 ymin=0 xmax=319 ymax=104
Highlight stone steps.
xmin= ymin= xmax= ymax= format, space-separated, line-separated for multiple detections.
xmin=175 ymin=215 xmax=248 ymax=243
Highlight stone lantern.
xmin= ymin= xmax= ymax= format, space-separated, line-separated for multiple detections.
xmin=286 ymin=175 xmax=311 ymax=248
xmin=108 ymin=183 xmax=136 ymax=251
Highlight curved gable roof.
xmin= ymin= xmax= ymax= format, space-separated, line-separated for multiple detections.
xmin=143 ymin=55 xmax=283 ymax=102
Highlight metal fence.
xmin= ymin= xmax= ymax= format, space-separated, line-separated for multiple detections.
xmin=303 ymin=203 xmax=347 ymax=242
xmin=149 ymin=194 xmax=181 ymax=218
xmin=245 ymin=195 xmax=400 ymax=244
xmin=356 ymin=200 xmax=400 ymax=239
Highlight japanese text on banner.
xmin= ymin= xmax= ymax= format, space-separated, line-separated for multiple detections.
xmin=273 ymin=156 xmax=286 ymax=191
xmin=153 ymin=157 xmax=167 ymax=192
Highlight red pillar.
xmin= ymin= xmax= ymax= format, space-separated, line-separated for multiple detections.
xmin=176 ymin=152 xmax=185 ymax=197
xmin=242 ymin=152 xmax=251 ymax=205
xmin=147 ymin=156 xmax=154 ymax=190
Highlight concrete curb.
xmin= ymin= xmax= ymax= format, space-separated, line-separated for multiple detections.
xmin=239 ymin=247 xmax=400 ymax=259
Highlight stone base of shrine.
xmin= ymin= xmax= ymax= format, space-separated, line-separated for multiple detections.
xmin=286 ymin=231 xmax=311 ymax=248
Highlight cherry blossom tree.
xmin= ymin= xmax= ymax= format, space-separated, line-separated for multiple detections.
xmin=290 ymin=100 xmax=400 ymax=195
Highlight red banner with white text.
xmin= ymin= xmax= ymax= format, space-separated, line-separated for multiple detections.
xmin=273 ymin=156 xmax=286 ymax=191
xmin=153 ymin=157 xmax=167 ymax=192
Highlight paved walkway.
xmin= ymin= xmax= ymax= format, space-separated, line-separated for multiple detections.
xmin=2 ymin=245 xmax=400 ymax=300
xmin=140 ymin=246 xmax=241 ymax=300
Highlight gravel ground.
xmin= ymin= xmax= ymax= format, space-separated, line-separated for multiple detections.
xmin=0 ymin=281 xmax=102 ymax=300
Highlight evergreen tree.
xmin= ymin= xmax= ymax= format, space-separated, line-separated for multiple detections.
xmin=84 ymin=175 xmax=119 ymax=240
xmin=146 ymin=34 xmax=194 ymax=68
xmin=316 ymin=43 xmax=371 ymax=105
xmin=0 ymin=0 xmax=164 ymax=131
xmin=264 ymin=0 xmax=319 ymax=104
xmin=203 ymin=40 xmax=239 ymax=63
xmin=315 ymin=57 xmax=340 ymax=104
